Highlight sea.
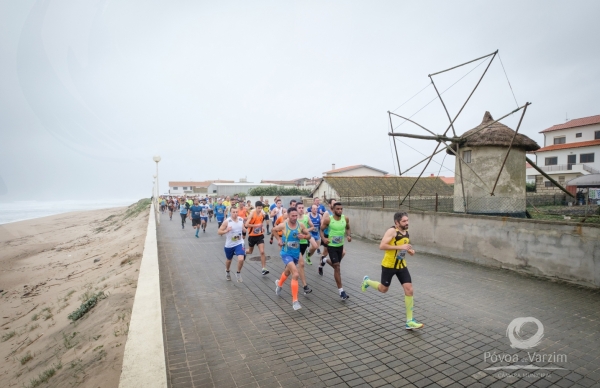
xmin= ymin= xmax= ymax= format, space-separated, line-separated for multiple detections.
xmin=0 ymin=199 xmax=140 ymax=225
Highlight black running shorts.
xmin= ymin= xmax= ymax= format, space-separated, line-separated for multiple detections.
xmin=300 ymin=243 xmax=309 ymax=255
xmin=328 ymin=246 xmax=344 ymax=264
xmin=248 ymin=235 xmax=264 ymax=247
xmin=380 ymin=266 xmax=411 ymax=287
xmin=192 ymin=218 xmax=201 ymax=226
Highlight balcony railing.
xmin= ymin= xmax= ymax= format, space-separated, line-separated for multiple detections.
xmin=583 ymin=164 xmax=600 ymax=174
xmin=535 ymin=163 xmax=598 ymax=173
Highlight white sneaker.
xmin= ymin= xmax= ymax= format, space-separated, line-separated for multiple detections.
xmin=275 ymin=280 xmax=282 ymax=296
xmin=226 ymin=272 xmax=231 ymax=281
xmin=293 ymin=301 xmax=302 ymax=310
xmin=236 ymin=273 xmax=243 ymax=283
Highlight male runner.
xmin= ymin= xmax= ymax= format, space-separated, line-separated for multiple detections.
xmin=270 ymin=199 xmax=285 ymax=226
xmin=218 ymin=207 xmax=246 ymax=282
xmin=272 ymin=207 xmax=312 ymax=310
xmin=214 ymin=198 xmax=227 ymax=229
xmin=295 ymin=203 xmax=313 ymax=294
xmin=361 ymin=212 xmax=423 ymax=330
xmin=189 ymin=199 xmax=203 ymax=238
xmin=262 ymin=200 xmax=271 ymax=235
xmin=312 ymin=198 xmax=326 ymax=253
xmin=318 ymin=198 xmax=336 ymax=275
xmin=245 ymin=201 xmax=270 ymax=275
xmin=305 ymin=204 xmax=322 ymax=263
xmin=179 ymin=198 xmax=189 ymax=229
xmin=208 ymin=198 xmax=214 ymax=222
xmin=200 ymin=199 xmax=209 ymax=233
xmin=320 ymin=202 xmax=351 ymax=301
xmin=269 ymin=197 xmax=280 ymax=227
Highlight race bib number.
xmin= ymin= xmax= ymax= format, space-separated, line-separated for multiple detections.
xmin=253 ymin=227 xmax=262 ymax=234
xmin=332 ymin=236 xmax=343 ymax=244
xmin=218 ymin=209 xmax=223 ymax=214
xmin=397 ymin=250 xmax=407 ymax=259
xmin=194 ymin=211 xmax=200 ymax=217
xmin=231 ymin=234 xmax=242 ymax=242
xmin=287 ymin=241 xmax=299 ymax=249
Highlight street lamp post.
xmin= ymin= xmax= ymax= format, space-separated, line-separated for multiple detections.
xmin=153 ymin=156 xmax=161 ymax=224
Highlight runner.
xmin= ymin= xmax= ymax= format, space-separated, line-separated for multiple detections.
xmin=245 ymin=201 xmax=269 ymax=276
xmin=318 ymin=198 xmax=336 ymax=276
xmin=305 ymin=204 xmax=322 ymax=263
xmin=295 ymin=202 xmax=313 ymax=294
xmin=199 ymin=199 xmax=209 ymax=233
xmin=218 ymin=207 xmax=247 ymax=282
xmin=320 ymin=201 xmax=351 ymax=301
xmin=208 ymin=198 xmax=214 ymax=222
xmin=270 ymin=199 xmax=285 ymax=226
xmin=214 ymin=198 xmax=227 ymax=229
xmin=179 ymin=198 xmax=189 ymax=229
xmin=189 ymin=199 xmax=203 ymax=238
xmin=160 ymin=198 xmax=167 ymax=213
xmin=269 ymin=197 xmax=280 ymax=228
xmin=262 ymin=200 xmax=271 ymax=235
xmin=272 ymin=207 xmax=312 ymax=310
xmin=361 ymin=212 xmax=423 ymax=330
xmin=167 ymin=197 xmax=175 ymax=221
xmin=312 ymin=198 xmax=326 ymax=254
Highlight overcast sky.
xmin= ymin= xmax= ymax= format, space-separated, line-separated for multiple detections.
xmin=1 ymin=0 xmax=599 ymax=200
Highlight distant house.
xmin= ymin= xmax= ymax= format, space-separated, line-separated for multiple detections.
xmin=527 ymin=114 xmax=600 ymax=192
xmin=323 ymin=164 xmax=388 ymax=177
xmin=207 ymin=182 xmax=275 ymax=196
xmin=428 ymin=174 xmax=454 ymax=185
xmin=168 ymin=180 xmax=233 ymax=195
xmin=261 ymin=177 xmax=319 ymax=191
xmin=311 ymin=176 xmax=452 ymax=200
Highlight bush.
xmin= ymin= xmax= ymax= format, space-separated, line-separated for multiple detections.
xmin=248 ymin=186 xmax=312 ymax=196
xmin=526 ymin=182 xmax=536 ymax=192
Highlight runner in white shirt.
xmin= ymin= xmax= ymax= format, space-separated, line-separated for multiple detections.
xmin=218 ymin=207 xmax=247 ymax=282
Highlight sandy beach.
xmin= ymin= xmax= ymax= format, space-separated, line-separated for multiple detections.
xmin=0 ymin=199 xmax=150 ymax=387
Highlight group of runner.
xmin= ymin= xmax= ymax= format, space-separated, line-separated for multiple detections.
xmin=161 ymin=194 xmax=423 ymax=329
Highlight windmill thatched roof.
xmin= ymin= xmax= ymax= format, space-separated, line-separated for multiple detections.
xmin=447 ymin=111 xmax=540 ymax=154
xmin=319 ymin=176 xmax=453 ymax=197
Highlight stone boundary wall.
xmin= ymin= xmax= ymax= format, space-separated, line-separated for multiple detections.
xmin=344 ymin=206 xmax=600 ymax=288
xmin=119 ymin=203 xmax=167 ymax=387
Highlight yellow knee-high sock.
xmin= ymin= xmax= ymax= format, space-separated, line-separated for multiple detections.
xmin=366 ymin=279 xmax=380 ymax=290
xmin=405 ymin=295 xmax=414 ymax=322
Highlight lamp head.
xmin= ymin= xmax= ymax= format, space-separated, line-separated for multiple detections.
xmin=153 ymin=155 xmax=161 ymax=163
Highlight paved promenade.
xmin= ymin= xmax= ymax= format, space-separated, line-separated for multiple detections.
xmin=157 ymin=212 xmax=600 ymax=388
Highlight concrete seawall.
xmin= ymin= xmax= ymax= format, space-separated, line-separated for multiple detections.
xmin=119 ymin=203 xmax=167 ymax=387
xmin=344 ymin=207 xmax=600 ymax=288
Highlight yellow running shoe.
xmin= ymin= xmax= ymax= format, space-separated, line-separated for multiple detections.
xmin=405 ymin=319 xmax=424 ymax=330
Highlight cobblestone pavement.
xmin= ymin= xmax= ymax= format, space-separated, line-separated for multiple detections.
xmin=157 ymin=212 xmax=600 ymax=388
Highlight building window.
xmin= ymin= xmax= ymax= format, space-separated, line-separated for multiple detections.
xmin=596 ymin=131 xmax=600 ymax=140
xmin=544 ymin=181 xmax=553 ymax=187
xmin=558 ymin=176 xmax=565 ymax=183
xmin=567 ymin=155 xmax=576 ymax=165
xmin=183 ymin=186 xmax=188 ymax=190
xmin=463 ymin=150 xmax=471 ymax=163
xmin=553 ymin=137 xmax=566 ymax=145
xmin=576 ymin=133 xmax=582 ymax=138
xmin=172 ymin=187 xmax=178 ymax=190
xmin=545 ymin=157 xmax=558 ymax=165
xmin=580 ymin=153 xmax=595 ymax=163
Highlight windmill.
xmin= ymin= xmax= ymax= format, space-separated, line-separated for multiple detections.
xmin=387 ymin=50 xmax=574 ymax=216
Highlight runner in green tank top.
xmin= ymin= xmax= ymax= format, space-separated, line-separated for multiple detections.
xmin=320 ymin=201 xmax=351 ymax=301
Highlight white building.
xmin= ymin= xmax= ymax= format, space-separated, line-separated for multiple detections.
xmin=526 ymin=115 xmax=600 ymax=192
xmin=323 ymin=164 xmax=388 ymax=177
xmin=168 ymin=180 xmax=233 ymax=196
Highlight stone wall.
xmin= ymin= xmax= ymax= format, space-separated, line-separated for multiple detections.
xmin=344 ymin=206 xmax=600 ymax=288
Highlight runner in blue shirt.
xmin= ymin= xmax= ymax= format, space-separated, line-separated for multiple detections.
xmin=189 ymin=199 xmax=203 ymax=237
xmin=200 ymin=199 xmax=209 ymax=233
xmin=214 ymin=198 xmax=227 ymax=229
xmin=306 ymin=204 xmax=322 ymax=263
xmin=179 ymin=198 xmax=190 ymax=229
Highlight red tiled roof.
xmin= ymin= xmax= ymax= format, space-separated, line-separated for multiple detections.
xmin=534 ymin=139 xmax=600 ymax=152
xmin=439 ymin=177 xmax=455 ymax=185
xmin=540 ymin=114 xmax=600 ymax=133
xmin=323 ymin=164 xmax=388 ymax=174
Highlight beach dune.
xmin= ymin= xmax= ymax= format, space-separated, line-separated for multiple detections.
xmin=0 ymin=199 xmax=150 ymax=388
